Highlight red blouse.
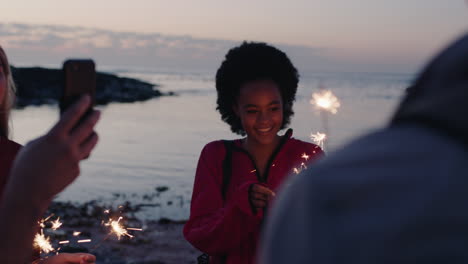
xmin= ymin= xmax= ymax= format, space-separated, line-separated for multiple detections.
xmin=184 ymin=130 xmax=324 ymax=264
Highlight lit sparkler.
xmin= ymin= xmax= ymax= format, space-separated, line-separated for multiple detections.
xmin=310 ymin=87 xmax=341 ymax=151
xmin=38 ymin=214 xmax=54 ymax=229
xmin=293 ymin=153 xmax=312 ymax=174
xmin=34 ymin=230 xmax=54 ymax=254
xmin=310 ymin=90 xmax=341 ymax=114
xmin=51 ymin=217 xmax=63 ymax=230
xmin=310 ymin=132 xmax=327 ymax=149
xmin=104 ymin=216 xmax=134 ymax=240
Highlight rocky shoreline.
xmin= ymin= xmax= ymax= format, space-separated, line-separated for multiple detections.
xmin=11 ymin=66 xmax=173 ymax=108
xmin=40 ymin=199 xmax=200 ymax=264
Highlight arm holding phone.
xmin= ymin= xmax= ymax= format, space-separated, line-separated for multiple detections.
xmin=0 ymin=96 xmax=99 ymax=264
xmin=0 ymin=65 xmax=100 ymax=264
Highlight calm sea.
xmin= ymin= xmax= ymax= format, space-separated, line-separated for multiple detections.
xmin=10 ymin=68 xmax=413 ymax=220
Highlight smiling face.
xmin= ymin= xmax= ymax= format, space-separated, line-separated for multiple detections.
xmin=234 ymin=79 xmax=284 ymax=147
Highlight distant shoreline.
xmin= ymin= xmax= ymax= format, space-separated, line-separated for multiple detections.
xmin=11 ymin=66 xmax=174 ymax=108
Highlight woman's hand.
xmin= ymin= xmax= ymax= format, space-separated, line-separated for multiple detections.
xmin=1 ymin=96 xmax=100 ymax=264
xmin=10 ymin=95 xmax=100 ymax=206
xmin=249 ymin=184 xmax=276 ymax=211
xmin=36 ymin=253 xmax=96 ymax=264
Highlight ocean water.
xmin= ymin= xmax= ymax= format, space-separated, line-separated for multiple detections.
xmin=10 ymin=69 xmax=413 ymax=220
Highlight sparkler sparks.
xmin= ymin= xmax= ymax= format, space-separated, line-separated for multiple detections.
xmin=38 ymin=214 xmax=54 ymax=229
xmin=34 ymin=231 xmax=54 ymax=254
xmin=293 ymin=153 xmax=311 ymax=174
xmin=310 ymin=90 xmax=341 ymax=114
xmin=77 ymin=239 xmax=92 ymax=243
xmin=51 ymin=217 xmax=63 ymax=230
xmin=105 ymin=216 xmax=134 ymax=240
xmin=73 ymin=231 xmax=81 ymax=236
xmin=127 ymin=228 xmax=143 ymax=231
xmin=310 ymin=132 xmax=327 ymax=149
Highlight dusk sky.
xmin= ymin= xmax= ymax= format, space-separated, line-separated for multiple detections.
xmin=2 ymin=0 xmax=467 ymax=73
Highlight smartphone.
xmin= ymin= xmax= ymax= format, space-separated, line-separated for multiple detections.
xmin=60 ymin=59 xmax=96 ymax=115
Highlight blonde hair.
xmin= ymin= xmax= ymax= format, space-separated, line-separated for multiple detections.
xmin=0 ymin=45 xmax=16 ymax=138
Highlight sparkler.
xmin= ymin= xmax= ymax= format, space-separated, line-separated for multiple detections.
xmin=51 ymin=217 xmax=63 ymax=230
xmin=293 ymin=153 xmax=311 ymax=174
xmin=35 ymin=205 xmax=142 ymax=256
xmin=105 ymin=216 xmax=134 ymax=240
xmin=310 ymin=89 xmax=341 ymax=114
xmin=92 ymin=209 xmax=143 ymax=250
xmin=35 ymin=215 xmax=58 ymax=255
xmin=35 ymin=214 xmax=92 ymax=257
xmin=310 ymin=86 xmax=341 ymax=151
xmin=310 ymin=132 xmax=327 ymax=149
xmin=34 ymin=230 xmax=54 ymax=254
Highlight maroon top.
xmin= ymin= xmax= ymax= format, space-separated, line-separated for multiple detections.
xmin=184 ymin=130 xmax=324 ymax=264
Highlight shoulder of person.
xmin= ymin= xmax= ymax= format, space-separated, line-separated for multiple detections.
xmin=199 ymin=140 xmax=237 ymax=161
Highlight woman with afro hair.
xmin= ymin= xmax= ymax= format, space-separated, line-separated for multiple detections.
xmin=184 ymin=42 xmax=323 ymax=264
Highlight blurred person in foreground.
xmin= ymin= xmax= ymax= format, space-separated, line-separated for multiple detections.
xmin=0 ymin=45 xmax=99 ymax=264
xmin=260 ymin=33 xmax=468 ymax=263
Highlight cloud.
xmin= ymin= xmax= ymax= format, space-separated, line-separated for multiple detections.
xmin=0 ymin=22 xmax=415 ymax=73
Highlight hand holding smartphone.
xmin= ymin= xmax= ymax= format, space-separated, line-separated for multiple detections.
xmin=60 ymin=59 xmax=96 ymax=116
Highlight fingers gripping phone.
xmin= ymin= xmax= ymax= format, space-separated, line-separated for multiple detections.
xmin=60 ymin=59 xmax=96 ymax=117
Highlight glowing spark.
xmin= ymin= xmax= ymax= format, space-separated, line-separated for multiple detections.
xmin=51 ymin=217 xmax=63 ymax=230
xmin=78 ymin=239 xmax=92 ymax=243
xmin=293 ymin=156 xmax=310 ymax=175
xmin=310 ymin=90 xmax=341 ymax=114
xmin=310 ymin=132 xmax=327 ymax=149
xmin=59 ymin=240 xmax=70 ymax=244
xmin=127 ymin=228 xmax=143 ymax=231
xmin=34 ymin=231 xmax=54 ymax=254
xmin=250 ymin=169 xmax=256 ymax=173
xmin=38 ymin=214 xmax=54 ymax=229
xmin=104 ymin=209 xmax=110 ymax=214
xmin=73 ymin=231 xmax=81 ymax=236
xmin=105 ymin=217 xmax=133 ymax=240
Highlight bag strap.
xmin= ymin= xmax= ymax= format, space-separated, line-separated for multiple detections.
xmin=221 ymin=140 xmax=234 ymax=201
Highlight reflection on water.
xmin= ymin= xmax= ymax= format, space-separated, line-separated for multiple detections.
xmin=11 ymin=70 xmax=411 ymax=220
